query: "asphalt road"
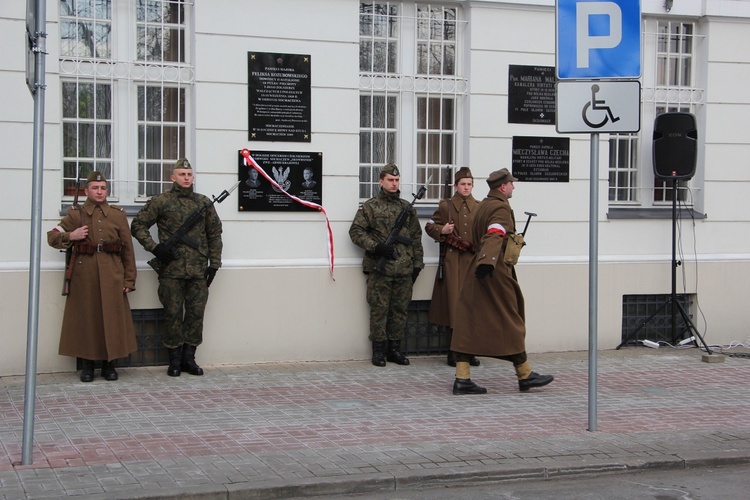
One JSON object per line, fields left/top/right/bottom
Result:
{"left": 311, "top": 463, "right": 750, "bottom": 499}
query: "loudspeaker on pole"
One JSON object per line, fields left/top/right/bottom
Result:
{"left": 652, "top": 112, "right": 697, "bottom": 179}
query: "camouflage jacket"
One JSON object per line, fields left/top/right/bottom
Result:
{"left": 131, "top": 183, "right": 223, "bottom": 279}
{"left": 349, "top": 188, "right": 424, "bottom": 277}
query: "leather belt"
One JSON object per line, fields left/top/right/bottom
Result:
{"left": 75, "top": 241, "right": 124, "bottom": 255}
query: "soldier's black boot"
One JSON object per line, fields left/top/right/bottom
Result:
{"left": 386, "top": 340, "right": 410, "bottom": 365}
{"left": 167, "top": 347, "right": 182, "bottom": 377}
{"left": 371, "top": 341, "right": 386, "bottom": 367}
{"left": 453, "top": 378, "right": 487, "bottom": 395}
{"left": 101, "top": 360, "right": 118, "bottom": 381}
{"left": 181, "top": 344, "right": 204, "bottom": 376}
{"left": 518, "top": 372, "right": 554, "bottom": 392}
{"left": 80, "top": 359, "right": 95, "bottom": 383}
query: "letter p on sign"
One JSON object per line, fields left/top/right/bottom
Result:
{"left": 577, "top": 2, "right": 621, "bottom": 68}
{"left": 556, "top": 0, "right": 641, "bottom": 80}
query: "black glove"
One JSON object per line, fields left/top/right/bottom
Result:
{"left": 205, "top": 267, "right": 218, "bottom": 288}
{"left": 411, "top": 268, "right": 421, "bottom": 283}
{"left": 153, "top": 243, "right": 176, "bottom": 263}
{"left": 475, "top": 264, "right": 494, "bottom": 280}
{"left": 373, "top": 243, "right": 397, "bottom": 259}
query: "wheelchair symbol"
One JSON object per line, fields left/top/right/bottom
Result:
{"left": 582, "top": 84, "right": 620, "bottom": 128}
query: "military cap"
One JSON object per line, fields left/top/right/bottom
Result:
{"left": 454, "top": 167, "right": 473, "bottom": 183}
{"left": 174, "top": 158, "right": 192, "bottom": 170}
{"left": 86, "top": 171, "right": 107, "bottom": 184}
{"left": 379, "top": 162, "right": 400, "bottom": 179}
{"left": 487, "top": 168, "right": 518, "bottom": 189}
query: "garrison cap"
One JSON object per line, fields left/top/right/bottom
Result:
{"left": 380, "top": 162, "right": 400, "bottom": 178}
{"left": 454, "top": 167, "right": 473, "bottom": 183}
{"left": 86, "top": 171, "right": 107, "bottom": 184}
{"left": 174, "top": 158, "right": 192, "bottom": 170}
{"left": 487, "top": 168, "right": 518, "bottom": 189}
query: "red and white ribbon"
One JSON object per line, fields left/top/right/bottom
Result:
{"left": 240, "top": 148, "right": 335, "bottom": 280}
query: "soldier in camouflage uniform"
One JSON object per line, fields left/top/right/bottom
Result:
{"left": 349, "top": 163, "right": 424, "bottom": 367}
{"left": 131, "top": 159, "right": 223, "bottom": 377}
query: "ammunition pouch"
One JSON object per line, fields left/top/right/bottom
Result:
{"left": 503, "top": 233, "right": 525, "bottom": 266}
{"left": 445, "top": 234, "right": 476, "bottom": 253}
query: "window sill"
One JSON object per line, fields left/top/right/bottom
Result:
{"left": 607, "top": 207, "right": 706, "bottom": 220}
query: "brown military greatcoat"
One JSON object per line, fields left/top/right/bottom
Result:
{"left": 425, "top": 193, "right": 478, "bottom": 327}
{"left": 451, "top": 190, "right": 526, "bottom": 356}
{"left": 47, "top": 199, "right": 137, "bottom": 361}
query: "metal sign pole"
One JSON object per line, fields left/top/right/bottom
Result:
{"left": 22, "top": 0, "right": 47, "bottom": 465}
{"left": 588, "top": 133, "right": 599, "bottom": 432}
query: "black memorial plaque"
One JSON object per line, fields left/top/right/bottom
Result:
{"left": 508, "top": 65, "right": 556, "bottom": 125}
{"left": 248, "top": 52, "right": 311, "bottom": 142}
{"left": 238, "top": 150, "right": 322, "bottom": 211}
{"left": 511, "top": 136, "right": 569, "bottom": 182}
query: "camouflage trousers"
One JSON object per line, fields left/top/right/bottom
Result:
{"left": 366, "top": 273, "right": 413, "bottom": 342}
{"left": 158, "top": 277, "right": 209, "bottom": 348}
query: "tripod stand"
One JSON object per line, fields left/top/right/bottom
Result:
{"left": 617, "top": 176, "right": 712, "bottom": 354}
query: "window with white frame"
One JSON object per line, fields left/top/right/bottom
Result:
{"left": 60, "top": 0, "right": 193, "bottom": 202}
{"left": 359, "top": 2, "right": 467, "bottom": 201}
{"left": 608, "top": 19, "right": 704, "bottom": 209}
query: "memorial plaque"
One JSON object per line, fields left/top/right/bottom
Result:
{"left": 238, "top": 150, "right": 322, "bottom": 211}
{"left": 508, "top": 65, "right": 556, "bottom": 125}
{"left": 511, "top": 136, "right": 569, "bottom": 183}
{"left": 248, "top": 52, "right": 311, "bottom": 142}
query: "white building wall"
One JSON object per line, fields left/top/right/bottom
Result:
{"left": 2, "top": 1, "right": 750, "bottom": 376}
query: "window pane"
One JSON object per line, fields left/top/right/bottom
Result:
{"left": 163, "top": 87, "right": 185, "bottom": 121}
{"left": 373, "top": 132, "right": 386, "bottom": 163}
{"left": 372, "top": 95, "right": 385, "bottom": 128}
{"left": 62, "top": 82, "right": 77, "bottom": 118}
{"left": 94, "top": 22, "right": 112, "bottom": 58}
{"left": 96, "top": 124, "right": 112, "bottom": 157}
{"left": 417, "top": 134, "right": 426, "bottom": 164}
{"left": 163, "top": 126, "right": 181, "bottom": 158}
{"left": 443, "top": 44, "right": 455, "bottom": 75}
{"left": 386, "top": 96, "right": 397, "bottom": 128}
{"left": 164, "top": 28, "right": 185, "bottom": 63}
{"left": 417, "top": 97, "right": 426, "bottom": 129}
{"left": 360, "top": 132, "right": 372, "bottom": 163}
{"left": 96, "top": 84, "right": 111, "bottom": 119}
{"left": 442, "top": 99, "right": 454, "bottom": 129}
{"left": 360, "top": 95, "right": 372, "bottom": 128}
{"left": 360, "top": 40, "right": 373, "bottom": 72}
{"left": 78, "top": 123, "right": 95, "bottom": 157}
{"left": 63, "top": 123, "right": 78, "bottom": 157}
{"left": 145, "top": 125, "right": 162, "bottom": 159}
{"left": 427, "top": 134, "right": 439, "bottom": 163}
{"left": 440, "top": 135, "right": 453, "bottom": 164}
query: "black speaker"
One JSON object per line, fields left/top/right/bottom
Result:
{"left": 653, "top": 112, "right": 698, "bottom": 179}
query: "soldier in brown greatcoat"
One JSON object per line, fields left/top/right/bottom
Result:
{"left": 425, "top": 167, "right": 480, "bottom": 367}
{"left": 450, "top": 168, "right": 553, "bottom": 395}
{"left": 48, "top": 171, "right": 137, "bottom": 382}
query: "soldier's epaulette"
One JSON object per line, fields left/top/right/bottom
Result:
{"left": 110, "top": 205, "right": 125, "bottom": 212}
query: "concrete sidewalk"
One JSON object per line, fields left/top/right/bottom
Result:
{"left": 1, "top": 347, "right": 750, "bottom": 499}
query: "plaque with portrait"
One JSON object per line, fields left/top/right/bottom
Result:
{"left": 238, "top": 150, "right": 323, "bottom": 211}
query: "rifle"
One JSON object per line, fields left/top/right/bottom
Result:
{"left": 436, "top": 166, "right": 452, "bottom": 280}
{"left": 61, "top": 178, "right": 82, "bottom": 296}
{"left": 374, "top": 177, "right": 430, "bottom": 274}
{"left": 148, "top": 181, "right": 240, "bottom": 274}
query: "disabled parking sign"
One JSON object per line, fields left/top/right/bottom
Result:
{"left": 556, "top": 0, "right": 641, "bottom": 79}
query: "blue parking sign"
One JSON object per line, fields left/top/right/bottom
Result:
{"left": 557, "top": 0, "right": 641, "bottom": 79}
